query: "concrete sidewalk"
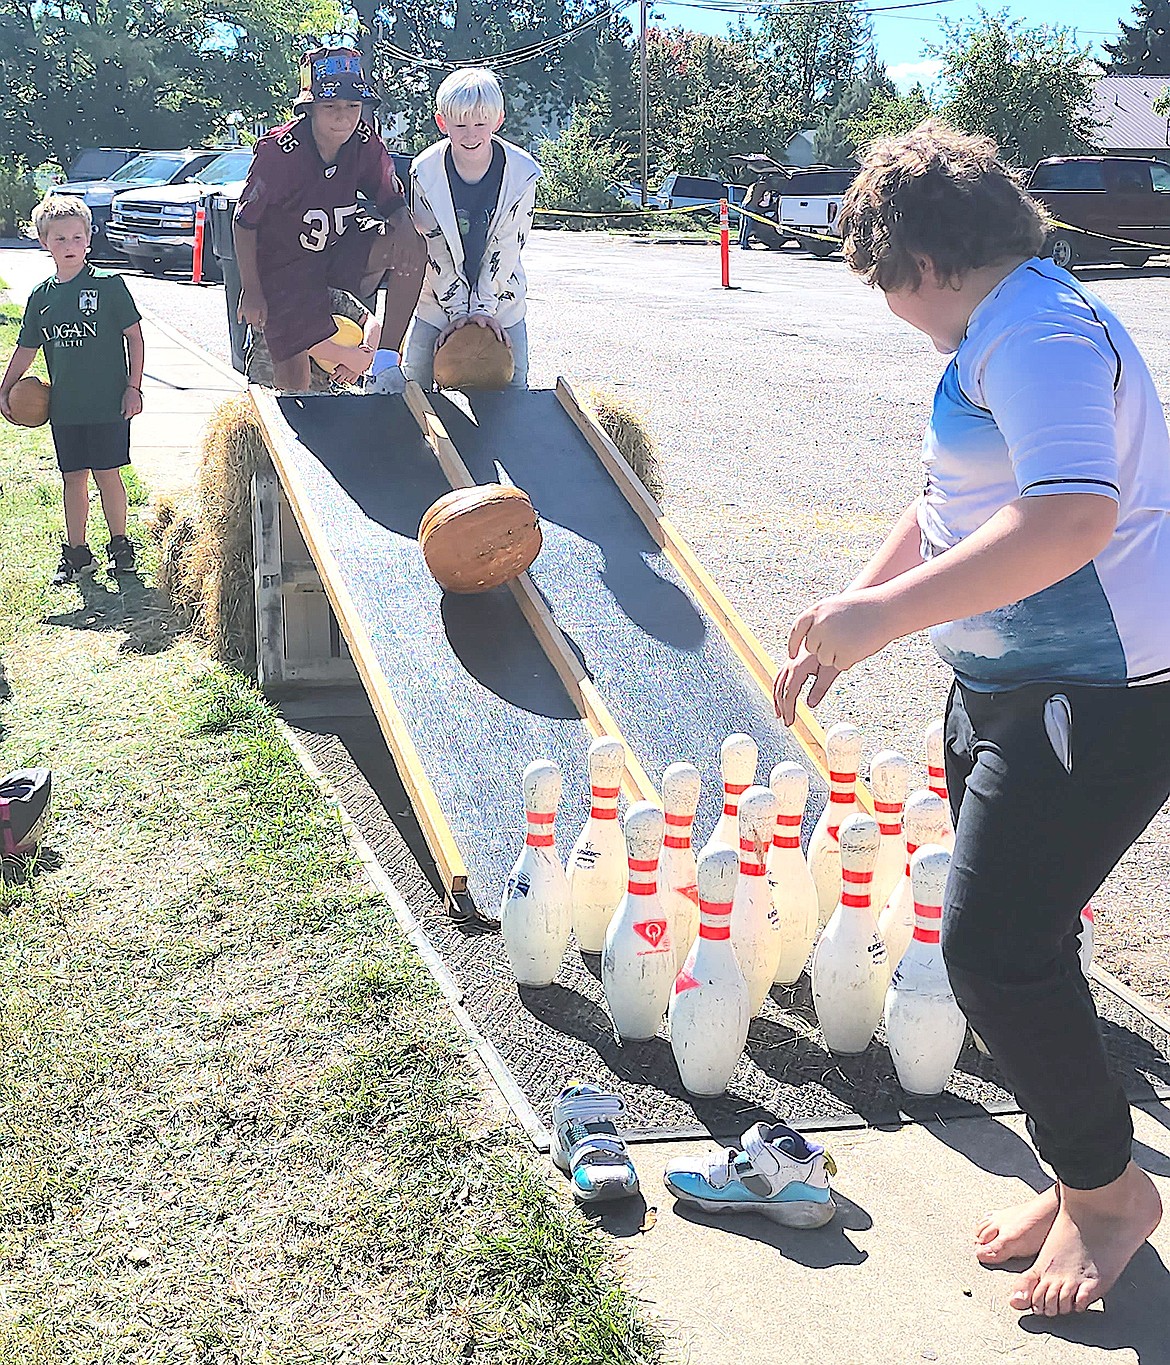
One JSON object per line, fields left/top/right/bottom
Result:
{"left": 4, "top": 241, "right": 1169, "bottom": 1364}
{"left": 615, "top": 1108, "right": 1170, "bottom": 1364}
{"left": 1, "top": 243, "right": 241, "bottom": 501}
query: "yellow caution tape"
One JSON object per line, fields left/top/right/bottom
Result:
{"left": 1046, "top": 216, "right": 1169, "bottom": 254}
{"left": 534, "top": 202, "right": 714, "bottom": 219}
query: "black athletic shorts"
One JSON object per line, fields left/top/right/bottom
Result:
{"left": 50, "top": 421, "right": 131, "bottom": 475}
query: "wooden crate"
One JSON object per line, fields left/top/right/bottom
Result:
{"left": 251, "top": 463, "right": 357, "bottom": 690}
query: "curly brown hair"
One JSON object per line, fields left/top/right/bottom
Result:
{"left": 839, "top": 120, "right": 1049, "bottom": 292}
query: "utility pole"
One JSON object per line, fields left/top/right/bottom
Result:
{"left": 639, "top": 0, "right": 649, "bottom": 206}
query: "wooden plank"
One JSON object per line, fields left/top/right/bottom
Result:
{"left": 250, "top": 388, "right": 470, "bottom": 896}
{"left": 553, "top": 377, "right": 863, "bottom": 805}
{"left": 251, "top": 463, "right": 286, "bottom": 691}
{"left": 404, "top": 381, "right": 661, "bottom": 807}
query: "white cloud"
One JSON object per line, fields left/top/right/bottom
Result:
{"left": 887, "top": 59, "right": 944, "bottom": 94}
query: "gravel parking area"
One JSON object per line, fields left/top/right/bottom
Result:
{"left": 117, "top": 236, "right": 1170, "bottom": 1007}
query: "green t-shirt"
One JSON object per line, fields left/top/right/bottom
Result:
{"left": 17, "top": 265, "right": 141, "bottom": 425}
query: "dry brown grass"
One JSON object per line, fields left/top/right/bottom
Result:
{"left": 582, "top": 385, "right": 664, "bottom": 501}
{"left": 159, "top": 395, "right": 268, "bottom": 671}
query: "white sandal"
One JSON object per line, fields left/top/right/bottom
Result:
{"left": 550, "top": 1082, "right": 639, "bottom": 1203}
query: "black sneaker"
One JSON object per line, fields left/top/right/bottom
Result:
{"left": 107, "top": 535, "right": 136, "bottom": 574}
{"left": 51, "top": 542, "right": 95, "bottom": 587}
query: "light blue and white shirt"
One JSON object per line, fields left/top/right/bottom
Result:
{"left": 919, "top": 257, "right": 1170, "bottom": 690}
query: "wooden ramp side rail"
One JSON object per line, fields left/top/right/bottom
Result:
{"left": 403, "top": 381, "right": 659, "bottom": 809}
{"left": 554, "top": 376, "right": 876, "bottom": 815}
{"left": 249, "top": 388, "right": 470, "bottom": 897}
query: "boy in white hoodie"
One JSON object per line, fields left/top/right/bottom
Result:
{"left": 406, "top": 68, "right": 541, "bottom": 388}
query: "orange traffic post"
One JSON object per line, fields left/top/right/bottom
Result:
{"left": 192, "top": 204, "right": 206, "bottom": 285}
{"left": 720, "top": 198, "right": 730, "bottom": 289}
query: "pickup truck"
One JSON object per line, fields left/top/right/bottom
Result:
{"left": 1027, "top": 157, "right": 1170, "bottom": 268}
{"left": 778, "top": 167, "right": 857, "bottom": 257}
{"left": 107, "top": 147, "right": 253, "bottom": 278}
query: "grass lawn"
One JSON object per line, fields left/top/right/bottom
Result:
{"left": 0, "top": 288, "right": 664, "bottom": 1364}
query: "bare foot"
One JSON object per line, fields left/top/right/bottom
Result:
{"left": 975, "top": 1185, "right": 1059, "bottom": 1264}
{"left": 1009, "top": 1162, "right": 1163, "bottom": 1316}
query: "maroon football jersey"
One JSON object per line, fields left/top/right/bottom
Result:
{"left": 234, "top": 115, "right": 405, "bottom": 275}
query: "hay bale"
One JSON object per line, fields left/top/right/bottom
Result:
{"left": 154, "top": 395, "right": 267, "bottom": 669}
{"left": 582, "top": 386, "right": 664, "bottom": 501}
{"left": 146, "top": 497, "right": 177, "bottom": 545}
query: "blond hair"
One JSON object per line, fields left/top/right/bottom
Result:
{"left": 840, "top": 120, "right": 1048, "bottom": 292}
{"left": 32, "top": 194, "right": 92, "bottom": 241}
{"left": 436, "top": 68, "right": 504, "bottom": 124}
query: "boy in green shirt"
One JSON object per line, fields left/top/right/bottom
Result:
{"left": 0, "top": 195, "right": 144, "bottom": 585}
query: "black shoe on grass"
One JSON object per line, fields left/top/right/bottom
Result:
{"left": 51, "top": 542, "right": 95, "bottom": 587}
{"left": 107, "top": 535, "right": 136, "bottom": 573}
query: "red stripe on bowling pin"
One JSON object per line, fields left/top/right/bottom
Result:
{"left": 827, "top": 767, "right": 857, "bottom": 839}
{"left": 664, "top": 809, "right": 693, "bottom": 849}
{"left": 912, "top": 898, "right": 942, "bottom": 945}
{"left": 525, "top": 807, "right": 556, "bottom": 848}
{"left": 722, "top": 780, "right": 749, "bottom": 818}
{"left": 841, "top": 865, "right": 872, "bottom": 909}
{"left": 738, "top": 836, "right": 767, "bottom": 876}
{"left": 590, "top": 783, "right": 620, "bottom": 820}
{"left": 873, "top": 798, "right": 902, "bottom": 837}
{"left": 903, "top": 838, "right": 920, "bottom": 880}
{"left": 697, "top": 897, "right": 733, "bottom": 942}
{"left": 628, "top": 854, "right": 657, "bottom": 896}
{"left": 772, "top": 810, "right": 801, "bottom": 851}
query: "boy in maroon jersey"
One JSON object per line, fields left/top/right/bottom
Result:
{"left": 233, "top": 47, "right": 426, "bottom": 391}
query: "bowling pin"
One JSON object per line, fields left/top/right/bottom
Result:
{"left": 602, "top": 801, "right": 674, "bottom": 1042}
{"left": 884, "top": 845, "right": 967, "bottom": 1095}
{"left": 766, "top": 762, "right": 819, "bottom": 986}
{"left": 923, "top": 718, "right": 954, "bottom": 848}
{"left": 807, "top": 722, "right": 863, "bottom": 925}
{"left": 660, "top": 762, "right": 702, "bottom": 968}
{"left": 870, "top": 750, "right": 911, "bottom": 916}
{"left": 567, "top": 737, "right": 627, "bottom": 953}
{"left": 729, "top": 785, "right": 781, "bottom": 1016}
{"left": 669, "top": 845, "right": 750, "bottom": 1096}
{"left": 699, "top": 733, "right": 758, "bottom": 858}
{"left": 811, "top": 813, "right": 888, "bottom": 1055}
{"left": 877, "top": 789, "right": 951, "bottom": 975}
{"left": 500, "top": 760, "right": 572, "bottom": 987}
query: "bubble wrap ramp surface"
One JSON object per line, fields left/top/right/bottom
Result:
{"left": 264, "top": 392, "right": 592, "bottom": 909}
{"left": 429, "top": 389, "right": 825, "bottom": 842}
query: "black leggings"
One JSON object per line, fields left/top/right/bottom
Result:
{"left": 941, "top": 679, "right": 1170, "bottom": 1190}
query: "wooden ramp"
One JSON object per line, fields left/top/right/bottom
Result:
{"left": 251, "top": 384, "right": 829, "bottom": 916}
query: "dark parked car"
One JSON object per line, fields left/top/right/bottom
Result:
{"left": 107, "top": 147, "right": 254, "bottom": 278}
{"left": 1028, "top": 156, "right": 1170, "bottom": 268}
{"left": 61, "top": 148, "right": 143, "bottom": 183}
{"left": 57, "top": 148, "right": 228, "bottom": 258}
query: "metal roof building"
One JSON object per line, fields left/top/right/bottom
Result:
{"left": 1092, "top": 75, "right": 1170, "bottom": 158}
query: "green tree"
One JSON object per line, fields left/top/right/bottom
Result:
{"left": 1105, "top": 0, "right": 1170, "bottom": 74}
{"left": 535, "top": 105, "right": 631, "bottom": 225}
{"left": 932, "top": 9, "right": 1100, "bottom": 167}
{"left": 0, "top": 0, "right": 339, "bottom": 170}
{"left": 645, "top": 26, "right": 796, "bottom": 177}
{"left": 814, "top": 54, "right": 895, "bottom": 165}
{"left": 842, "top": 85, "right": 933, "bottom": 153}
{"left": 365, "top": 1, "right": 614, "bottom": 150}
{"left": 582, "top": 15, "right": 640, "bottom": 152}
{"left": 755, "top": 0, "right": 872, "bottom": 125}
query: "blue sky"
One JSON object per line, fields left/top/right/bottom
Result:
{"left": 647, "top": 1, "right": 1137, "bottom": 89}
